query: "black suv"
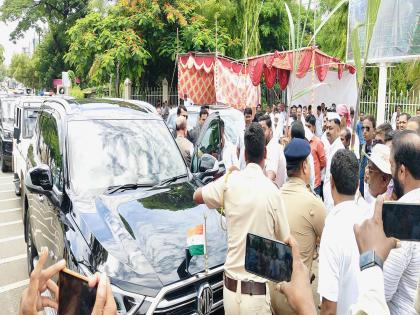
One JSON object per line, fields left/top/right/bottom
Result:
{"left": 23, "top": 98, "right": 227, "bottom": 314}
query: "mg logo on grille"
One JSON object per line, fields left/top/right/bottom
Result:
{"left": 197, "top": 283, "right": 213, "bottom": 315}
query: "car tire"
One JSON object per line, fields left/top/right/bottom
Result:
{"left": 0, "top": 155, "right": 7, "bottom": 173}
{"left": 25, "top": 212, "right": 38, "bottom": 275}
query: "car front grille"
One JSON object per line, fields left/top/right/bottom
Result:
{"left": 153, "top": 271, "right": 224, "bottom": 315}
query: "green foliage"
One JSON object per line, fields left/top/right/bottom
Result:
{"left": 70, "top": 86, "right": 85, "bottom": 99}
{"left": 8, "top": 53, "right": 38, "bottom": 88}
{"left": 314, "top": 0, "right": 348, "bottom": 60}
{"left": 0, "top": 0, "right": 88, "bottom": 40}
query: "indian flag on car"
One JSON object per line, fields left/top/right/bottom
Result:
{"left": 187, "top": 224, "right": 206, "bottom": 256}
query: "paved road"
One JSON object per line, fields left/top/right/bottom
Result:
{"left": 0, "top": 172, "right": 27, "bottom": 314}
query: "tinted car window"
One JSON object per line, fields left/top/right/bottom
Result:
{"left": 38, "top": 114, "right": 63, "bottom": 191}
{"left": 23, "top": 109, "right": 41, "bottom": 138}
{"left": 68, "top": 119, "right": 187, "bottom": 193}
{"left": 0, "top": 99, "right": 15, "bottom": 124}
{"left": 191, "top": 119, "right": 220, "bottom": 173}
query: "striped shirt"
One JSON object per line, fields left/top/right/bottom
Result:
{"left": 383, "top": 188, "right": 420, "bottom": 315}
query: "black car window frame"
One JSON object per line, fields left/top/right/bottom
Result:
{"left": 37, "top": 111, "right": 64, "bottom": 192}
{"left": 191, "top": 118, "right": 220, "bottom": 173}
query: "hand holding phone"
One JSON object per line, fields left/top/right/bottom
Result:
{"left": 245, "top": 233, "right": 293, "bottom": 282}
{"left": 58, "top": 269, "right": 117, "bottom": 315}
{"left": 382, "top": 202, "right": 420, "bottom": 241}
{"left": 58, "top": 268, "right": 97, "bottom": 315}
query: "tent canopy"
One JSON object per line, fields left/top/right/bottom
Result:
{"left": 246, "top": 47, "right": 356, "bottom": 90}
{"left": 178, "top": 52, "right": 260, "bottom": 108}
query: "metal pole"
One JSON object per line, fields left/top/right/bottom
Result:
{"left": 376, "top": 63, "right": 387, "bottom": 125}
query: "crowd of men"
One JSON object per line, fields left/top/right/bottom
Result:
{"left": 192, "top": 101, "right": 420, "bottom": 315}
{"left": 19, "top": 100, "right": 420, "bottom": 315}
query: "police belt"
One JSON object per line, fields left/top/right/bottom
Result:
{"left": 224, "top": 273, "right": 266, "bottom": 295}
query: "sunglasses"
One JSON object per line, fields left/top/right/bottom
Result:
{"left": 362, "top": 126, "right": 371, "bottom": 131}
{"left": 373, "top": 139, "right": 384, "bottom": 145}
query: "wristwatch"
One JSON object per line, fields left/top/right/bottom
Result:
{"left": 359, "top": 250, "right": 384, "bottom": 271}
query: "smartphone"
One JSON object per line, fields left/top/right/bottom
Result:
{"left": 245, "top": 233, "right": 293, "bottom": 282}
{"left": 58, "top": 268, "right": 97, "bottom": 315}
{"left": 383, "top": 202, "right": 420, "bottom": 241}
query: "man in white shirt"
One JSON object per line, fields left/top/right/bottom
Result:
{"left": 316, "top": 105, "right": 324, "bottom": 137}
{"left": 220, "top": 119, "right": 240, "bottom": 170}
{"left": 318, "top": 149, "right": 368, "bottom": 315}
{"left": 384, "top": 130, "right": 420, "bottom": 315}
{"left": 391, "top": 105, "right": 401, "bottom": 130}
{"left": 258, "top": 114, "right": 287, "bottom": 188}
{"left": 323, "top": 113, "right": 345, "bottom": 212}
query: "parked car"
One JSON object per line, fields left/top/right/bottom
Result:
{"left": 24, "top": 98, "right": 227, "bottom": 315}
{"left": 0, "top": 96, "right": 17, "bottom": 171}
{"left": 12, "top": 96, "right": 49, "bottom": 195}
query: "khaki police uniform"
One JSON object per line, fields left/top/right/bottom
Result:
{"left": 270, "top": 177, "right": 326, "bottom": 315}
{"left": 202, "top": 163, "right": 290, "bottom": 315}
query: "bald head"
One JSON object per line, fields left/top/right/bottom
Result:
{"left": 407, "top": 116, "right": 420, "bottom": 134}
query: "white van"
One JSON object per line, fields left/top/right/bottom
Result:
{"left": 12, "top": 97, "right": 48, "bottom": 195}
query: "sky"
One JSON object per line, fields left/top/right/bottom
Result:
{"left": 0, "top": 0, "right": 36, "bottom": 65}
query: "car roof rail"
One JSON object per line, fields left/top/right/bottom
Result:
{"left": 42, "top": 97, "right": 75, "bottom": 112}
{"left": 101, "top": 97, "right": 157, "bottom": 114}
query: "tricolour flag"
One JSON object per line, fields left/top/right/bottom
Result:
{"left": 187, "top": 224, "right": 206, "bottom": 256}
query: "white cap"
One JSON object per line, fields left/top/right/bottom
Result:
{"left": 327, "top": 112, "right": 341, "bottom": 121}
{"left": 366, "top": 144, "right": 391, "bottom": 175}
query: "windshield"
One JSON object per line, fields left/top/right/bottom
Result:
{"left": 23, "top": 108, "right": 40, "bottom": 138}
{"left": 167, "top": 112, "right": 199, "bottom": 131}
{"left": 0, "top": 100, "right": 15, "bottom": 124}
{"left": 68, "top": 119, "right": 187, "bottom": 193}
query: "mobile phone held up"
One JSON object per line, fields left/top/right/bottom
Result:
{"left": 383, "top": 202, "right": 420, "bottom": 241}
{"left": 58, "top": 268, "right": 97, "bottom": 315}
{"left": 245, "top": 233, "right": 293, "bottom": 283}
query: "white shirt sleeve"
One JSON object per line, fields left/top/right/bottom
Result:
{"left": 349, "top": 266, "right": 390, "bottom": 315}
{"left": 383, "top": 244, "right": 412, "bottom": 302}
{"left": 318, "top": 229, "right": 340, "bottom": 302}
{"left": 266, "top": 142, "right": 279, "bottom": 175}
{"left": 309, "top": 153, "right": 315, "bottom": 191}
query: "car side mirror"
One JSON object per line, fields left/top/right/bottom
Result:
{"left": 13, "top": 127, "right": 20, "bottom": 142}
{"left": 25, "top": 164, "right": 53, "bottom": 194}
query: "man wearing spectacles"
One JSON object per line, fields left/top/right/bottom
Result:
{"left": 359, "top": 115, "right": 376, "bottom": 197}
{"left": 363, "top": 145, "right": 392, "bottom": 213}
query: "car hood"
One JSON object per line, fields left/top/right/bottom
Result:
{"left": 77, "top": 181, "right": 227, "bottom": 293}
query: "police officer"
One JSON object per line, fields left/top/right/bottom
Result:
{"left": 193, "top": 123, "right": 290, "bottom": 315}
{"left": 270, "top": 138, "right": 326, "bottom": 315}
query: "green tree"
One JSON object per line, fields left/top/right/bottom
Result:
{"left": 0, "top": 44, "right": 6, "bottom": 81}
{"left": 8, "top": 53, "right": 38, "bottom": 88}
{"left": 316, "top": 0, "right": 348, "bottom": 60}
{"left": 0, "top": 0, "right": 89, "bottom": 88}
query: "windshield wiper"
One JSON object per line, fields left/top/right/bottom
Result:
{"left": 107, "top": 182, "right": 156, "bottom": 194}
{"left": 154, "top": 174, "right": 188, "bottom": 187}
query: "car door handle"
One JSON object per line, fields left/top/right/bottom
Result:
{"left": 38, "top": 195, "right": 45, "bottom": 202}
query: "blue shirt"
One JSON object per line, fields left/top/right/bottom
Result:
{"left": 357, "top": 121, "right": 365, "bottom": 145}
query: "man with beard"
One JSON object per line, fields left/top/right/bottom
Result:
{"left": 323, "top": 113, "right": 344, "bottom": 213}
{"left": 360, "top": 115, "right": 376, "bottom": 197}
{"left": 383, "top": 130, "right": 420, "bottom": 314}
{"left": 258, "top": 115, "right": 287, "bottom": 188}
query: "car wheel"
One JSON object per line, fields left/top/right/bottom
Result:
{"left": 0, "top": 154, "right": 6, "bottom": 173}
{"left": 25, "top": 212, "right": 38, "bottom": 275}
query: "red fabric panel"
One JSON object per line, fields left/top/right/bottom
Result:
{"left": 177, "top": 66, "right": 215, "bottom": 105}
{"left": 296, "top": 50, "right": 313, "bottom": 78}
{"left": 314, "top": 52, "right": 331, "bottom": 82}
{"left": 264, "top": 66, "right": 277, "bottom": 89}
{"left": 338, "top": 64, "right": 344, "bottom": 79}
{"left": 248, "top": 58, "right": 265, "bottom": 86}
{"left": 264, "top": 54, "right": 275, "bottom": 68}
{"left": 278, "top": 69, "right": 290, "bottom": 91}
{"left": 346, "top": 65, "right": 356, "bottom": 74}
